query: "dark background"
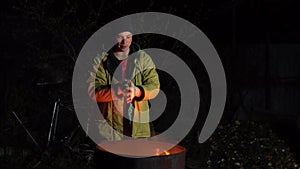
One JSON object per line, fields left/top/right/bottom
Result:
{"left": 1, "top": 0, "right": 300, "bottom": 168}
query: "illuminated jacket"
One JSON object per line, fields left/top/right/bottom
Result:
{"left": 88, "top": 44, "right": 160, "bottom": 140}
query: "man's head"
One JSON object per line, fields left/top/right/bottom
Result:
{"left": 115, "top": 31, "right": 132, "bottom": 52}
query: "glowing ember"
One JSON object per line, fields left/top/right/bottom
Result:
{"left": 164, "top": 151, "right": 171, "bottom": 155}
{"left": 155, "top": 148, "right": 171, "bottom": 156}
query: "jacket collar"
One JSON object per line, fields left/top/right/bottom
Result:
{"left": 106, "top": 43, "right": 140, "bottom": 80}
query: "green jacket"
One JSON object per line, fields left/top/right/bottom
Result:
{"left": 88, "top": 44, "right": 160, "bottom": 140}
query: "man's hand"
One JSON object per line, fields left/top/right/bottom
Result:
{"left": 112, "top": 80, "right": 141, "bottom": 103}
{"left": 125, "top": 80, "right": 141, "bottom": 103}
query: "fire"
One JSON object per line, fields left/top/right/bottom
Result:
{"left": 155, "top": 148, "right": 171, "bottom": 156}
{"left": 163, "top": 151, "right": 170, "bottom": 155}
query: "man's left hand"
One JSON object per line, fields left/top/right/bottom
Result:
{"left": 125, "top": 80, "right": 141, "bottom": 103}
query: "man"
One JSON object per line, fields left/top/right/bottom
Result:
{"left": 88, "top": 29, "right": 160, "bottom": 140}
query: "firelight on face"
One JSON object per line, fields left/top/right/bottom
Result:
{"left": 116, "top": 31, "right": 132, "bottom": 51}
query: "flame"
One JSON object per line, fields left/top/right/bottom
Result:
{"left": 164, "top": 151, "right": 170, "bottom": 155}
{"left": 155, "top": 148, "right": 171, "bottom": 156}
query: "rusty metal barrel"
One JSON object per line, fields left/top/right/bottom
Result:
{"left": 94, "top": 139, "right": 186, "bottom": 169}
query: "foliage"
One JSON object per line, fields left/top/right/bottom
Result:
{"left": 186, "top": 120, "right": 300, "bottom": 169}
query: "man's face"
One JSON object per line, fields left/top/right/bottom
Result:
{"left": 116, "top": 31, "right": 132, "bottom": 52}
